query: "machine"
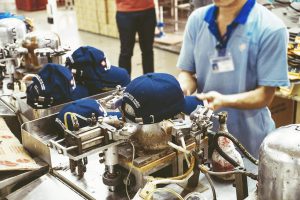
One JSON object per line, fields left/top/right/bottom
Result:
{"left": 0, "top": 18, "right": 28, "bottom": 91}
{"left": 0, "top": 85, "right": 299, "bottom": 199}
{"left": 16, "top": 88, "right": 261, "bottom": 200}
{"left": 0, "top": 18, "right": 69, "bottom": 94}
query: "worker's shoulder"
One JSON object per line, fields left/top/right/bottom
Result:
{"left": 250, "top": 3, "right": 286, "bottom": 32}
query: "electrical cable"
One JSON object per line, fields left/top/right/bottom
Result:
{"left": 63, "top": 112, "right": 92, "bottom": 130}
{"left": 213, "top": 135, "right": 240, "bottom": 168}
{"left": 203, "top": 171, "right": 217, "bottom": 200}
{"left": 140, "top": 154, "right": 195, "bottom": 199}
{"left": 180, "top": 137, "right": 191, "bottom": 167}
{"left": 199, "top": 164, "right": 258, "bottom": 181}
{"left": 289, "top": 3, "right": 300, "bottom": 13}
{"left": 63, "top": 112, "right": 77, "bottom": 130}
{"left": 125, "top": 141, "right": 135, "bottom": 200}
{"left": 147, "top": 154, "right": 195, "bottom": 181}
{"left": 145, "top": 187, "right": 185, "bottom": 200}
{"left": 274, "top": 0, "right": 291, "bottom": 5}
{"left": 213, "top": 131, "right": 258, "bottom": 165}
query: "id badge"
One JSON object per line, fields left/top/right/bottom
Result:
{"left": 210, "top": 51, "right": 235, "bottom": 73}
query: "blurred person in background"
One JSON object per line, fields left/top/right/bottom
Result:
{"left": 116, "top": 0, "right": 156, "bottom": 76}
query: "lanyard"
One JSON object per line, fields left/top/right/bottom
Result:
{"left": 215, "top": 22, "right": 238, "bottom": 56}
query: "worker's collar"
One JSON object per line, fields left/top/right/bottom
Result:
{"left": 204, "top": 0, "right": 256, "bottom": 25}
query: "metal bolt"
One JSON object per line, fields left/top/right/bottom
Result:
{"left": 47, "top": 143, "right": 52, "bottom": 148}
{"left": 99, "top": 152, "right": 105, "bottom": 157}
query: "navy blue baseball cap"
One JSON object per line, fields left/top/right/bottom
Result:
{"left": 65, "top": 46, "right": 130, "bottom": 94}
{"left": 56, "top": 99, "right": 121, "bottom": 131}
{"left": 121, "top": 73, "right": 203, "bottom": 124}
{"left": 56, "top": 99, "right": 106, "bottom": 131}
{"left": 26, "top": 63, "right": 89, "bottom": 108}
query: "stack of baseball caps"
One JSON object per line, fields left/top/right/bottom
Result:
{"left": 26, "top": 63, "right": 89, "bottom": 108}
{"left": 65, "top": 46, "right": 130, "bottom": 94}
{"left": 121, "top": 73, "right": 203, "bottom": 124}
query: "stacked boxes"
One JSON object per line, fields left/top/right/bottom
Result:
{"left": 74, "top": 0, "right": 100, "bottom": 34}
{"left": 102, "top": 0, "right": 119, "bottom": 38}
{"left": 74, "top": 0, "right": 118, "bottom": 38}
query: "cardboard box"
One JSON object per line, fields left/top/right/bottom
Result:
{"left": 269, "top": 96, "right": 295, "bottom": 128}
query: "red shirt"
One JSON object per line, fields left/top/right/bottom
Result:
{"left": 116, "top": 0, "right": 155, "bottom": 12}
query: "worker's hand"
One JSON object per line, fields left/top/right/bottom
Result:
{"left": 196, "top": 91, "right": 225, "bottom": 111}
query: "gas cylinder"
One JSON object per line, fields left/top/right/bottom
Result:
{"left": 212, "top": 112, "right": 244, "bottom": 181}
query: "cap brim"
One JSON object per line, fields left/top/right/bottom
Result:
{"left": 183, "top": 96, "right": 204, "bottom": 115}
{"left": 70, "top": 84, "right": 89, "bottom": 100}
{"left": 100, "top": 66, "right": 130, "bottom": 87}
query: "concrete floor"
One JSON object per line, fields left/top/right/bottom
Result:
{"left": 11, "top": 7, "right": 181, "bottom": 79}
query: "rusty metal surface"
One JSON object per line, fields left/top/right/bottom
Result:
{"left": 133, "top": 122, "right": 172, "bottom": 151}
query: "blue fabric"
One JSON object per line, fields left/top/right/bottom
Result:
{"left": 57, "top": 99, "right": 122, "bottom": 132}
{"left": 122, "top": 73, "right": 203, "bottom": 124}
{"left": 71, "top": 84, "right": 89, "bottom": 100}
{"left": 66, "top": 46, "right": 131, "bottom": 94}
{"left": 183, "top": 96, "right": 204, "bottom": 115}
{"left": 57, "top": 99, "right": 106, "bottom": 131}
{"left": 177, "top": 3, "right": 289, "bottom": 157}
{"left": 204, "top": 0, "right": 255, "bottom": 50}
{"left": 0, "top": 12, "right": 25, "bottom": 20}
{"left": 26, "top": 63, "right": 89, "bottom": 108}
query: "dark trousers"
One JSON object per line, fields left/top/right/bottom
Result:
{"left": 116, "top": 8, "right": 156, "bottom": 75}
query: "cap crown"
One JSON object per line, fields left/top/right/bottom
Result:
{"left": 122, "top": 73, "right": 185, "bottom": 124}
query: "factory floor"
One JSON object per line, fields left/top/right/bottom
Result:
{"left": 13, "top": 7, "right": 181, "bottom": 79}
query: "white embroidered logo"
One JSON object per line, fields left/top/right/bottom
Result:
{"left": 123, "top": 92, "right": 140, "bottom": 108}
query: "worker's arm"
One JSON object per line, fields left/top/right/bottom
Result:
{"left": 177, "top": 70, "right": 197, "bottom": 95}
{"left": 197, "top": 86, "right": 276, "bottom": 110}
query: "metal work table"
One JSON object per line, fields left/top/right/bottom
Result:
{"left": 0, "top": 158, "right": 49, "bottom": 198}
{"left": 0, "top": 89, "right": 258, "bottom": 200}
{"left": 3, "top": 154, "right": 257, "bottom": 200}
{"left": 5, "top": 174, "right": 86, "bottom": 200}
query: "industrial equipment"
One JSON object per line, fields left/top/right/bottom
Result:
{"left": 17, "top": 88, "right": 261, "bottom": 200}
{"left": 0, "top": 18, "right": 69, "bottom": 94}
{"left": 0, "top": 80, "right": 297, "bottom": 200}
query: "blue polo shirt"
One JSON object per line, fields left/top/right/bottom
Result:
{"left": 177, "top": 1, "right": 289, "bottom": 157}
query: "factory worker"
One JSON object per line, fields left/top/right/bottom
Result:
{"left": 177, "top": 0, "right": 289, "bottom": 157}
